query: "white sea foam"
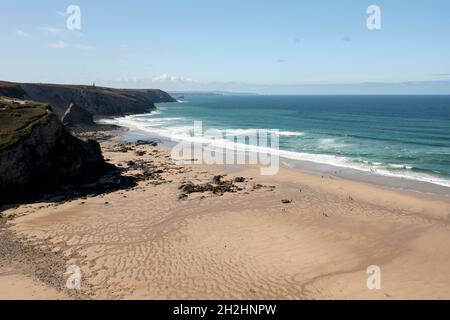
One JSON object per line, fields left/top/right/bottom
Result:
{"left": 216, "top": 128, "right": 304, "bottom": 137}
{"left": 318, "top": 138, "right": 350, "bottom": 149}
{"left": 99, "top": 115, "right": 450, "bottom": 188}
{"left": 278, "top": 131, "right": 306, "bottom": 137}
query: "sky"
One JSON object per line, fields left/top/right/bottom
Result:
{"left": 1, "top": 0, "right": 450, "bottom": 94}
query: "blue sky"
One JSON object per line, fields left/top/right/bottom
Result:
{"left": 1, "top": 0, "right": 450, "bottom": 93}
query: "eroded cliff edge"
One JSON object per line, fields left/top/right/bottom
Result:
{"left": 0, "top": 81, "right": 176, "bottom": 119}
{"left": 0, "top": 98, "right": 113, "bottom": 203}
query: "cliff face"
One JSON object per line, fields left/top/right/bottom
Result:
{"left": 62, "top": 102, "right": 95, "bottom": 127}
{"left": 0, "top": 98, "right": 111, "bottom": 202}
{"left": 0, "top": 81, "right": 176, "bottom": 119}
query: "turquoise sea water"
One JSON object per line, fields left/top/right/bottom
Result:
{"left": 102, "top": 95, "right": 450, "bottom": 189}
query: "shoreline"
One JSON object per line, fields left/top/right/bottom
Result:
{"left": 117, "top": 126, "right": 450, "bottom": 208}
{"left": 1, "top": 126, "right": 450, "bottom": 299}
{"left": 115, "top": 121, "right": 450, "bottom": 199}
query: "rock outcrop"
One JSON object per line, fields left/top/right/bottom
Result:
{"left": 62, "top": 102, "right": 95, "bottom": 127}
{"left": 0, "top": 81, "right": 176, "bottom": 119}
{"left": 0, "top": 98, "right": 112, "bottom": 203}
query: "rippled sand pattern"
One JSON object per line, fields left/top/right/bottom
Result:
{"left": 4, "top": 142, "right": 450, "bottom": 299}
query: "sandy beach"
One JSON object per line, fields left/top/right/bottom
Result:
{"left": 1, "top": 128, "right": 450, "bottom": 300}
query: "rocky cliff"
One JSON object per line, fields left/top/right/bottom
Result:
{"left": 0, "top": 81, "right": 176, "bottom": 119}
{"left": 62, "top": 102, "right": 95, "bottom": 127}
{"left": 0, "top": 98, "right": 112, "bottom": 203}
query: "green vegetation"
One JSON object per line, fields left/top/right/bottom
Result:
{"left": 0, "top": 98, "right": 53, "bottom": 151}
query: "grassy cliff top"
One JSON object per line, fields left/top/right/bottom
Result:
{"left": 0, "top": 98, "right": 53, "bottom": 151}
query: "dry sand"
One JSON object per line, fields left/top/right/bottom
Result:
{"left": 1, "top": 132, "right": 450, "bottom": 300}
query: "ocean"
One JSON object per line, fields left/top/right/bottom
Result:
{"left": 101, "top": 95, "right": 450, "bottom": 193}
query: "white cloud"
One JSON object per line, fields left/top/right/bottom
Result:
{"left": 40, "top": 26, "right": 66, "bottom": 36}
{"left": 47, "top": 41, "right": 69, "bottom": 49}
{"left": 56, "top": 11, "right": 66, "bottom": 17}
{"left": 15, "top": 30, "right": 32, "bottom": 38}
{"left": 116, "top": 76, "right": 140, "bottom": 83}
{"left": 46, "top": 41, "right": 95, "bottom": 51}
{"left": 40, "top": 26, "right": 82, "bottom": 39}
{"left": 151, "top": 73, "right": 195, "bottom": 83}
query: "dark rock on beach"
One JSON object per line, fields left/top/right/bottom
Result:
{"left": 179, "top": 177, "right": 243, "bottom": 199}
{"left": 212, "top": 175, "right": 223, "bottom": 185}
{"left": 281, "top": 197, "right": 292, "bottom": 204}
{"left": 135, "top": 150, "right": 147, "bottom": 157}
{"left": 135, "top": 140, "right": 158, "bottom": 147}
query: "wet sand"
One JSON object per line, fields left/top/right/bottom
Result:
{"left": 1, "top": 130, "right": 450, "bottom": 300}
